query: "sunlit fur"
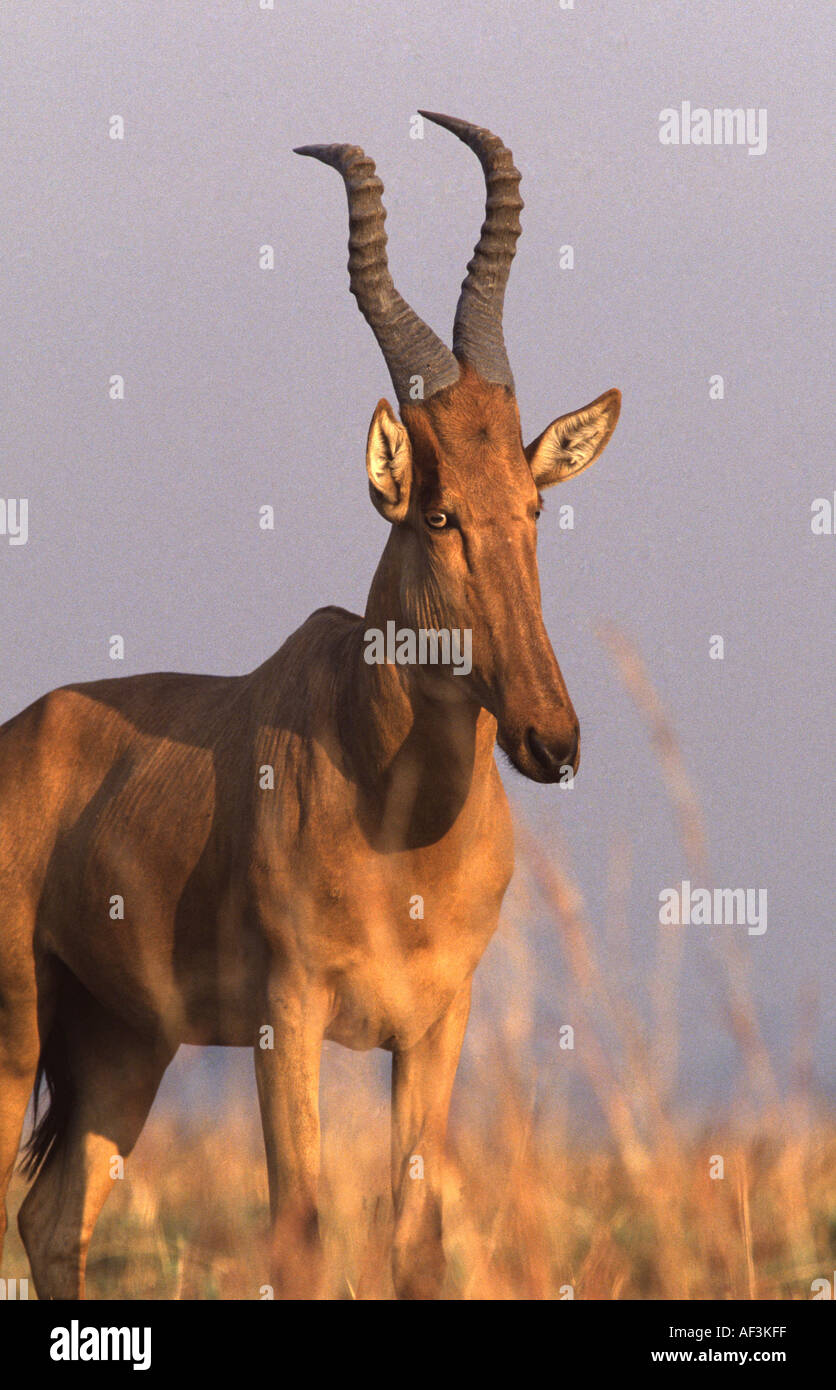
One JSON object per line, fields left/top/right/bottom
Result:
{"left": 0, "top": 167, "right": 621, "bottom": 1304}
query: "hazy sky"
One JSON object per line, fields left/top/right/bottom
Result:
{"left": 1, "top": 1, "right": 833, "bottom": 1120}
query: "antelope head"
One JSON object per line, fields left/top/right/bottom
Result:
{"left": 296, "top": 113, "right": 620, "bottom": 784}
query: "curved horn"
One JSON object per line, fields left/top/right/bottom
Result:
{"left": 419, "top": 112, "right": 523, "bottom": 391}
{"left": 294, "top": 142, "right": 459, "bottom": 406}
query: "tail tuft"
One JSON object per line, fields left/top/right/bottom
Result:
{"left": 19, "top": 1026, "right": 74, "bottom": 1180}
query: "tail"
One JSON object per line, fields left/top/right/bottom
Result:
{"left": 19, "top": 1022, "right": 74, "bottom": 1180}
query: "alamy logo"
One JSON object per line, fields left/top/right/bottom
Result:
{"left": 364, "top": 621, "right": 472, "bottom": 676}
{"left": 658, "top": 103, "right": 767, "bottom": 156}
{"left": 0, "top": 497, "right": 28, "bottom": 545}
{"left": 811, "top": 493, "right": 836, "bottom": 534}
{"left": 50, "top": 1321, "right": 151, "bottom": 1371}
{"left": 0, "top": 1277, "right": 28, "bottom": 1299}
{"left": 659, "top": 880, "right": 767, "bottom": 936}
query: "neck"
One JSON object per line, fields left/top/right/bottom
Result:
{"left": 338, "top": 538, "right": 497, "bottom": 850}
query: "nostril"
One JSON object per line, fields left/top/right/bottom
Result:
{"left": 526, "top": 726, "right": 579, "bottom": 774}
{"left": 525, "top": 727, "right": 554, "bottom": 771}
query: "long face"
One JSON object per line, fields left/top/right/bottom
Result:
{"left": 366, "top": 367, "right": 621, "bottom": 784}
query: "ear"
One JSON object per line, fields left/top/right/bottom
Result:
{"left": 525, "top": 388, "right": 621, "bottom": 489}
{"left": 366, "top": 399, "right": 413, "bottom": 522}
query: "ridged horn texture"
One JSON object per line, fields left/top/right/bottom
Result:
{"left": 294, "top": 142, "right": 460, "bottom": 406}
{"left": 419, "top": 111, "right": 523, "bottom": 392}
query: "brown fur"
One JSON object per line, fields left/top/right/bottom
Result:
{"left": 0, "top": 310, "right": 619, "bottom": 1302}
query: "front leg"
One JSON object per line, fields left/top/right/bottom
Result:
{"left": 391, "top": 980, "right": 472, "bottom": 1299}
{"left": 254, "top": 980, "right": 329, "bottom": 1299}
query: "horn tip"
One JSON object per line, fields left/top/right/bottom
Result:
{"left": 293, "top": 143, "right": 369, "bottom": 174}
{"left": 417, "top": 109, "right": 458, "bottom": 130}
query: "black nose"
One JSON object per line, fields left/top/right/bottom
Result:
{"left": 526, "top": 726, "right": 579, "bottom": 778}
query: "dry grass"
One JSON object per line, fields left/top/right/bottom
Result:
{"left": 4, "top": 630, "right": 833, "bottom": 1299}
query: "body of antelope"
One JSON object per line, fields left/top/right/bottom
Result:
{"left": 0, "top": 112, "right": 620, "bottom": 1299}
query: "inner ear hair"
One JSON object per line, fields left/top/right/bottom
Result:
{"left": 526, "top": 388, "right": 620, "bottom": 486}
{"left": 366, "top": 399, "right": 412, "bottom": 519}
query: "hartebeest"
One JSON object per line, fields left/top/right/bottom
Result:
{"left": 0, "top": 112, "right": 620, "bottom": 1299}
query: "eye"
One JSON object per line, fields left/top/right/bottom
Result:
{"left": 425, "top": 511, "right": 448, "bottom": 529}
{"left": 534, "top": 508, "right": 541, "bottom": 520}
